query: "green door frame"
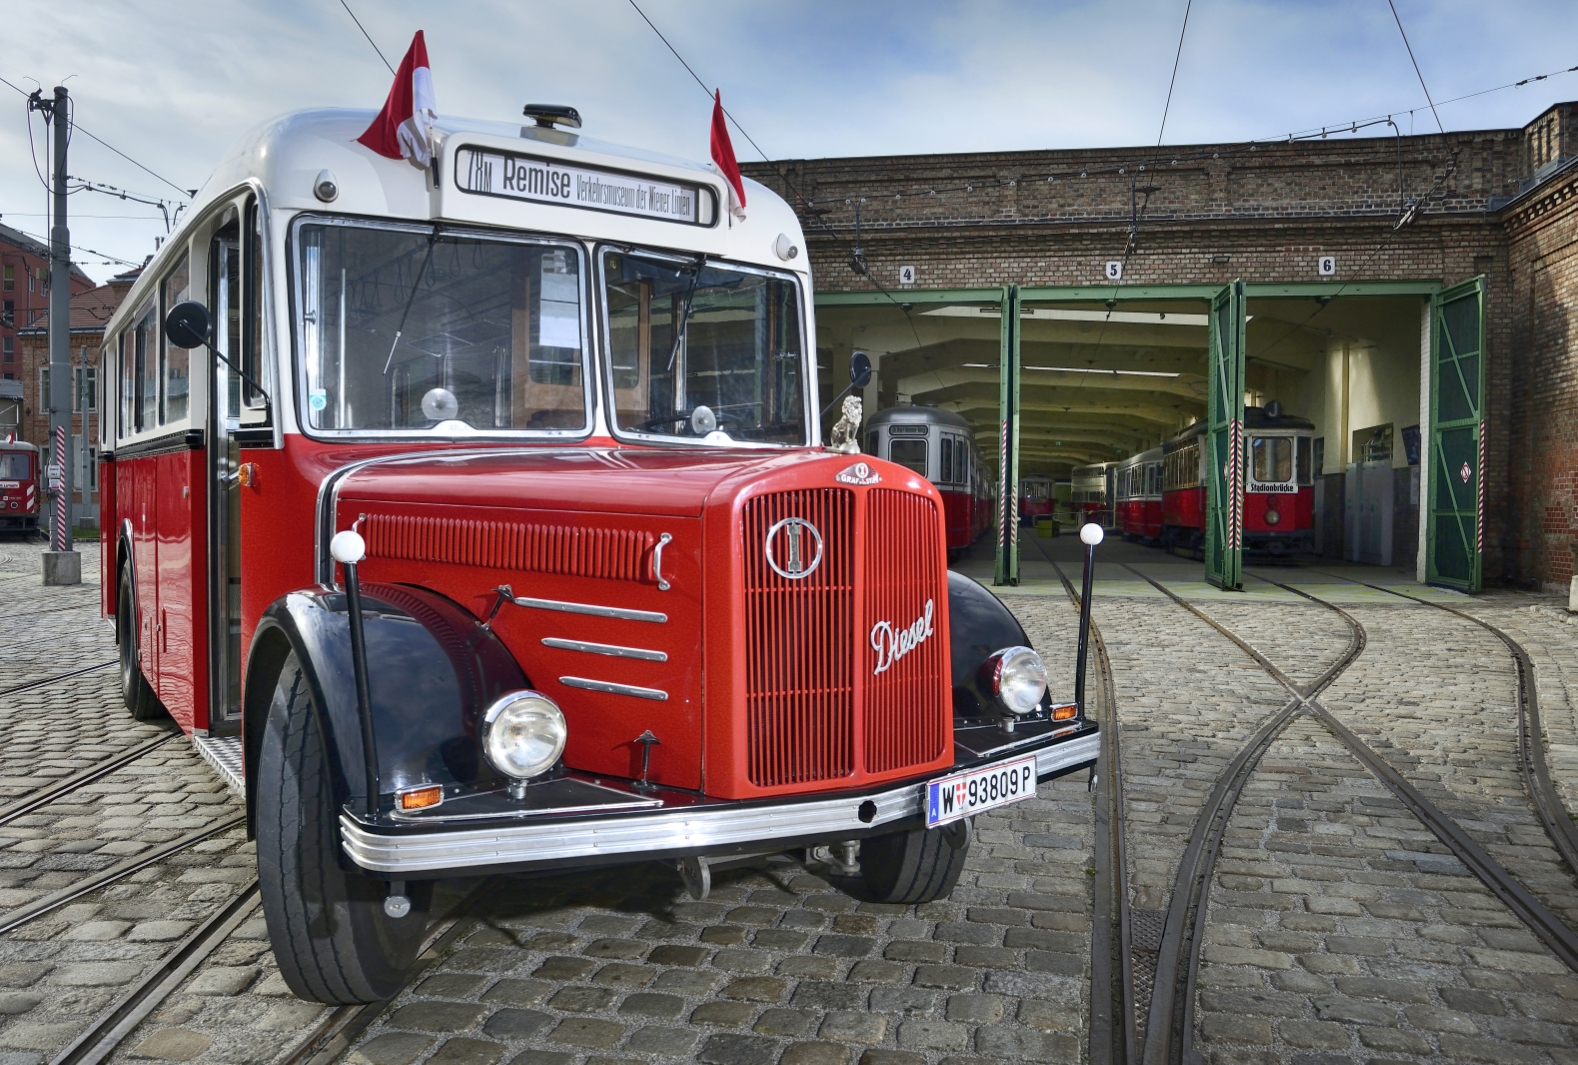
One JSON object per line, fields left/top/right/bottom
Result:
{"left": 995, "top": 285, "right": 1021, "bottom": 586}
{"left": 1206, "top": 281, "right": 1248, "bottom": 589}
{"left": 1427, "top": 277, "right": 1487, "bottom": 591}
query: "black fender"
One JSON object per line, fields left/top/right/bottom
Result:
{"left": 242, "top": 583, "right": 527, "bottom": 837}
{"left": 946, "top": 570, "right": 1043, "bottom": 720}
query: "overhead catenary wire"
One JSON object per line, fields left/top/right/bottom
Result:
{"left": 1155, "top": 0, "right": 1193, "bottom": 147}
{"left": 337, "top": 0, "right": 396, "bottom": 76}
{"left": 1386, "top": 0, "right": 1445, "bottom": 135}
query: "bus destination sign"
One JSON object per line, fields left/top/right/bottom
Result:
{"left": 456, "top": 147, "right": 712, "bottom": 226}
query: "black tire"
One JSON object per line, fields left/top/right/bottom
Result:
{"left": 860, "top": 820, "right": 970, "bottom": 904}
{"left": 257, "top": 651, "right": 432, "bottom": 1004}
{"left": 117, "top": 568, "right": 163, "bottom": 721}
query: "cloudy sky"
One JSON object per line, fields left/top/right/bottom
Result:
{"left": 3, "top": 0, "right": 1575, "bottom": 280}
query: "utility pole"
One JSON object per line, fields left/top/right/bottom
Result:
{"left": 35, "top": 85, "right": 80, "bottom": 585}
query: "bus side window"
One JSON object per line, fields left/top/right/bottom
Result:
{"left": 161, "top": 253, "right": 192, "bottom": 425}
{"left": 133, "top": 302, "right": 157, "bottom": 433}
{"left": 242, "top": 198, "right": 267, "bottom": 414}
{"left": 210, "top": 218, "right": 242, "bottom": 419}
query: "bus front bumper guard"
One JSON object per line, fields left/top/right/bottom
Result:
{"left": 340, "top": 731, "right": 1100, "bottom": 875}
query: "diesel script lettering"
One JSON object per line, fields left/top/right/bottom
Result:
{"left": 870, "top": 599, "right": 935, "bottom": 675}
{"left": 456, "top": 147, "right": 707, "bottom": 225}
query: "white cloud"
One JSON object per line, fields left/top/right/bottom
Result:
{"left": 2, "top": 0, "right": 1575, "bottom": 273}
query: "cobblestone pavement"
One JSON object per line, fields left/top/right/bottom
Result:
{"left": 5, "top": 536, "right": 1578, "bottom": 1065}
{"left": 1195, "top": 714, "right": 1578, "bottom": 1065}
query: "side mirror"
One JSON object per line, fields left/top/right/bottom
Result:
{"left": 164, "top": 301, "right": 212, "bottom": 351}
{"left": 849, "top": 350, "right": 872, "bottom": 389}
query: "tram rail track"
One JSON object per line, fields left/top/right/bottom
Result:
{"left": 1028, "top": 537, "right": 1134, "bottom": 1065}
{"left": 0, "top": 660, "right": 115, "bottom": 700}
{"left": 1121, "top": 561, "right": 1578, "bottom": 1064}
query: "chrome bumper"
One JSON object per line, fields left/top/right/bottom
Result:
{"left": 341, "top": 731, "right": 1100, "bottom": 875}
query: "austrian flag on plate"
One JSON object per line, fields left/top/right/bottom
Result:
{"left": 358, "top": 31, "right": 438, "bottom": 167}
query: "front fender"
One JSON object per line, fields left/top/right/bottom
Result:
{"left": 947, "top": 570, "right": 1044, "bottom": 719}
{"left": 243, "top": 583, "right": 528, "bottom": 835}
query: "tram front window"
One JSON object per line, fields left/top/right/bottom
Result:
{"left": 603, "top": 250, "right": 806, "bottom": 445}
{"left": 0, "top": 454, "right": 28, "bottom": 480}
{"left": 1251, "top": 436, "right": 1293, "bottom": 483}
{"left": 294, "top": 223, "right": 588, "bottom": 434}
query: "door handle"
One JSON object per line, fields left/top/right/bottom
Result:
{"left": 653, "top": 532, "right": 673, "bottom": 591}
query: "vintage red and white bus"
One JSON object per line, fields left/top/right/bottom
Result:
{"left": 863, "top": 405, "right": 991, "bottom": 556}
{"left": 97, "top": 106, "right": 1097, "bottom": 1003}
{"left": 1114, "top": 447, "right": 1162, "bottom": 542}
{"left": 1017, "top": 473, "right": 1054, "bottom": 526}
{"left": 0, "top": 436, "right": 40, "bottom": 536}
{"left": 1160, "top": 404, "right": 1315, "bottom": 557}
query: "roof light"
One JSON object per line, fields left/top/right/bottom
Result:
{"left": 1023, "top": 366, "right": 1182, "bottom": 378}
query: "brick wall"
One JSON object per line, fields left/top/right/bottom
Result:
{"left": 1505, "top": 162, "right": 1578, "bottom": 592}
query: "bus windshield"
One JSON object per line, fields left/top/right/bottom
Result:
{"left": 602, "top": 250, "right": 806, "bottom": 445}
{"left": 294, "top": 222, "right": 589, "bottom": 435}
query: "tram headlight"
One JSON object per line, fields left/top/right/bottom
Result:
{"left": 988, "top": 646, "right": 1048, "bottom": 716}
{"left": 1264, "top": 508, "right": 1281, "bottom": 526}
{"left": 481, "top": 691, "right": 567, "bottom": 783}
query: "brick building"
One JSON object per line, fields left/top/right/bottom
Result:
{"left": 745, "top": 101, "right": 1578, "bottom": 592}
{"left": 15, "top": 273, "right": 136, "bottom": 526}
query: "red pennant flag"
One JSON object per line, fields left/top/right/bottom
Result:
{"left": 358, "top": 31, "right": 438, "bottom": 166}
{"left": 710, "top": 90, "right": 747, "bottom": 221}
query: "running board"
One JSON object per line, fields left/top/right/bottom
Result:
{"left": 193, "top": 735, "right": 243, "bottom": 796}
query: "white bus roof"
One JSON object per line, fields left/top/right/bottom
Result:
{"left": 110, "top": 108, "right": 808, "bottom": 338}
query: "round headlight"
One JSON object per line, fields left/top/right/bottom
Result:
{"left": 481, "top": 691, "right": 567, "bottom": 780}
{"left": 1264, "top": 508, "right": 1281, "bottom": 526}
{"left": 991, "top": 646, "right": 1048, "bottom": 716}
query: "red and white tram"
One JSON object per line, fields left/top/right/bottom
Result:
{"left": 1161, "top": 403, "right": 1315, "bottom": 557}
{"left": 1071, "top": 461, "right": 1117, "bottom": 527}
{"left": 1115, "top": 447, "right": 1163, "bottom": 542}
{"left": 0, "top": 436, "right": 41, "bottom": 536}
{"left": 97, "top": 104, "right": 1096, "bottom": 1002}
{"left": 864, "top": 405, "right": 991, "bottom": 555}
{"left": 1018, "top": 473, "right": 1054, "bottom": 526}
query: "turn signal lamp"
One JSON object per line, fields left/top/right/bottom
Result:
{"left": 397, "top": 786, "right": 443, "bottom": 811}
{"left": 1051, "top": 703, "right": 1078, "bottom": 722}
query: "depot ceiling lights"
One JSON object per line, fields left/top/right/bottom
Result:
{"left": 1024, "top": 366, "right": 1182, "bottom": 378}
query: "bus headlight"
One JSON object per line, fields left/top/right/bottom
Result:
{"left": 988, "top": 646, "right": 1048, "bottom": 716}
{"left": 481, "top": 691, "right": 567, "bottom": 784}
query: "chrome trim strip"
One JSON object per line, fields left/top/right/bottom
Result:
{"left": 339, "top": 738, "right": 1101, "bottom": 874}
{"left": 513, "top": 595, "right": 666, "bottom": 624}
{"left": 559, "top": 676, "right": 668, "bottom": 701}
{"left": 542, "top": 637, "right": 667, "bottom": 662}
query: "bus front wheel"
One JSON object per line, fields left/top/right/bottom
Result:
{"left": 116, "top": 569, "right": 163, "bottom": 721}
{"left": 859, "top": 819, "right": 971, "bottom": 904}
{"left": 256, "top": 651, "right": 431, "bottom": 1004}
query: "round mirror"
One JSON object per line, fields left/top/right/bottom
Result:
{"left": 690, "top": 405, "right": 718, "bottom": 435}
{"left": 421, "top": 387, "right": 460, "bottom": 422}
{"left": 849, "top": 351, "right": 872, "bottom": 389}
{"left": 164, "top": 301, "right": 211, "bottom": 350}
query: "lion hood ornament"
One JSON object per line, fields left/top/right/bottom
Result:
{"left": 827, "top": 395, "right": 863, "bottom": 454}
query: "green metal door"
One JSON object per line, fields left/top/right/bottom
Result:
{"left": 1428, "top": 277, "right": 1486, "bottom": 591}
{"left": 1205, "top": 281, "right": 1246, "bottom": 590}
{"left": 994, "top": 286, "right": 1021, "bottom": 586}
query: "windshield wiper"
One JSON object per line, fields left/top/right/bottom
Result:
{"left": 666, "top": 256, "right": 705, "bottom": 372}
{"left": 382, "top": 227, "right": 440, "bottom": 374}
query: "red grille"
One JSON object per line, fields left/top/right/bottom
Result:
{"left": 741, "top": 486, "right": 947, "bottom": 789}
{"left": 863, "top": 490, "right": 948, "bottom": 773}
{"left": 742, "top": 489, "right": 855, "bottom": 787}
{"left": 364, "top": 513, "right": 653, "bottom": 581}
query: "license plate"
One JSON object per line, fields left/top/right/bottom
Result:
{"left": 925, "top": 754, "right": 1037, "bottom": 828}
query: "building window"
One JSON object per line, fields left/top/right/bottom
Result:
{"left": 2, "top": 301, "right": 12, "bottom": 328}
{"left": 2, "top": 265, "right": 11, "bottom": 292}
{"left": 2, "top": 336, "right": 11, "bottom": 362}
{"left": 74, "top": 366, "right": 96, "bottom": 413}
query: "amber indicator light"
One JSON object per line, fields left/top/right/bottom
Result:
{"left": 237, "top": 463, "right": 259, "bottom": 489}
{"left": 1051, "top": 703, "right": 1078, "bottom": 721}
{"left": 397, "top": 786, "right": 443, "bottom": 811}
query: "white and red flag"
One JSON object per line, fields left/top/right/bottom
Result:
{"left": 358, "top": 31, "right": 438, "bottom": 167}
{"left": 710, "top": 90, "right": 746, "bottom": 222}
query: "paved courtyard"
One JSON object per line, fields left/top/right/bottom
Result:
{"left": 0, "top": 534, "right": 1574, "bottom": 1065}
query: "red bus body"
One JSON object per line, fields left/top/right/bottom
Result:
{"left": 0, "top": 439, "right": 40, "bottom": 535}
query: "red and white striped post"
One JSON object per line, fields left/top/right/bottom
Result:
{"left": 51, "top": 424, "right": 67, "bottom": 551}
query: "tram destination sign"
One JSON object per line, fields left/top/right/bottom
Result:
{"left": 455, "top": 147, "right": 714, "bottom": 226}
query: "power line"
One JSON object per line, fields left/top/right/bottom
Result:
{"left": 1156, "top": 0, "right": 1193, "bottom": 146}
{"left": 1385, "top": 0, "right": 1443, "bottom": 134}
{"left": 337, "top": 0, "right": 395, "bottom": 76}
{"left": 0, "top": 74, "right": 190, "bottom": 197}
